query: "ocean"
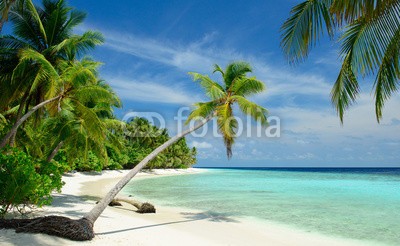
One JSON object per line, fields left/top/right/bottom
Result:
{"left": 123, "top": 168, "right": 400, "bottom": 245}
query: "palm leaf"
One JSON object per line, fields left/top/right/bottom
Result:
{"left": 16, "top": 48, "right": 59, "bottom": 95}
{"left": 339, "top": 3, "right": 400, "bottom": 76}
{"left": 71, "top": 85, "right": 118, "bottom": 105}
{"left": 224, "top": 61, "right": 252, "bottom": 89}
{"left": 212, "top": 64, "right": 224, "bottom": 77}
{"left": 189, "top": 72, "right": 226, "bottom": 100}
{"left": 231, "top": 95, "right": 268, "bottom": 126}
{"left": 186, "top": 101, "right": 216, "bottom": 124}
{"left": 373, "top": 29, "right": 400, "bottom": 122}
{"left": 52, "top": 31, "right": 104, "bottom": 60}
{"left": 280, "top": 0, "right": 334, "bottom": 63}
{"left": 331, "top": 0, "right": 399, "bottom": 24}
{"left": 230, "top": 77, "right": 265, "bottom": 97}
{"left": 73, "top": 99, "right": 106, "bottom": 142}
{"left": 331, "top": 53, "right": 359, "bottom": 123}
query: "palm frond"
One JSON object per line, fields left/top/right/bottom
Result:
{"left": 230, "top": 77, "right": 266, "bottom": 97}
{"left": 231, "top": 95, "right": 268, "bottom": 126}
{"left": 280, "top": 0, "right": 334, "bottom": 63}
{"left": 373, "top": 29, "right": 400, "bottom": 122}
{"left": 339, "top": 3, "right": 400, "bottom": 76}
{"left": 25, "top": 0, "right": 46, "bottom": 43}
{"left": 73, "top": 99, "right": 106, "bottom": 142}
{"left": 9, "top": 0, "right": 47, "bottom": 48}
{"left": 189, "top": 72, "right": 226, "bottom": 100}
{"left": 186, "top": 101, "right": 216, "bottom": 124}
{"left": 61, "top": 8, "right": 86, "bottom": 33}
{"left": 43, "top": 0, "right": 70, "bottom": 46}
{"left": 52, "top": 31, "right": 104, "bottom": 60}
{"left": 213, "top": 64, "right": 224, "bottom": 77}
{"left": 331, "top": 54, "right": 359, "bottom": 123}
{"left": 0, "top": 34, "right": 29, "bottom": 49}
{"left": 16, "top": 48, "right": 59, "bottom": 94}
{"left": 224, "top": 61, "right": 252, "bottom": 89}
{"left": 331, "top": 0, "right": 399, "bottom": 24}
{"left": 61, "top": 59, "right": 100, "bottom": 87}
{"left": 71, "top": 85, "right": 118, "bottom": 105}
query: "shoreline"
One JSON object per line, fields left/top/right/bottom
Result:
{"left": 0, "top": 168, "right": 376, "bottom": 246}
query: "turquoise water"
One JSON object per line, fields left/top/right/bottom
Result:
{"left": 123, "top": 168, "right": 400, "bottom": 245}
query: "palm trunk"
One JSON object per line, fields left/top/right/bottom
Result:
{"left": 83, "top": 115, "right": 213, "bottom": 224}
{"left": 9, "top": 91, "right": 30, "bottom": 147}
{"left": 0, "top": 95, "right": 61, "bottom": 149}
{"left": 46, "top": 141, "right": 64, "bottom": 162}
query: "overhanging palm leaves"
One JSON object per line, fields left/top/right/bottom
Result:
{"left": 281, "top": 0, "right": 400, "bottom": 122}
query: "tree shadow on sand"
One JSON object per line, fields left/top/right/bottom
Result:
{"left": 96, "top": 210, "right": 239, "bottom": 236}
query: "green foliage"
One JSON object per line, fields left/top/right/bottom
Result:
{"left": 0, "top": 148, "right": 64, "bottom": 216}
{"left": 281, "top": 0, "right": 400, "bottom": 122}
{"left": 120, "top": 117, "right": 197, "bottom": 169}
{"left": 73, "top": 151, "right": 103, "bottom": 172}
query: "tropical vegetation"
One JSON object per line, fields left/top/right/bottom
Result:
{"left": 0, "top": 0, "right": 196, "bottom": 215}
{"left": 0, "top": 0, "right": 269, "bottom": 241}
{"left": 281, "top": 0, "right": 400, "bottom": 122}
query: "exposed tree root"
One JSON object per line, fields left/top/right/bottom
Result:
{"left": 0, "top": 216, "right": 94, "bottom": 241}
{"left": 0, "top": 198, "right": 155, "bottom": 241}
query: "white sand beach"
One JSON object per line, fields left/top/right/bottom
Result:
{"left": 0, "top": 169, "right": 373, "bottom": 246}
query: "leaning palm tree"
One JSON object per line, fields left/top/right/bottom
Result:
{"left": 281, "top": 0, "right": 400, "bottom": 122}
{"left": 0, "top": 61, "right": 268, "bottom": 241}
{"left": 83, "top": 61, "right": 268, "bottom": 230}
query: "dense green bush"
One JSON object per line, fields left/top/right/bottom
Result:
{"left": 73, "top": 151, "right": 103, "bottom": 171}
{"left": 0, "top": 148, "right": 64, "bottom": 216}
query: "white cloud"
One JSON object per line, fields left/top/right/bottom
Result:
{"left": 190, "top": 141, "right": 213, "bottom": 149}
{"left": 92, "top": 25, "right": 333, "bottom": 100}
{"left": 107, "top": 77, "right": 200, "bottom": 105}
{"left": 77, "top": 24, "right": 400, "bottom": 165}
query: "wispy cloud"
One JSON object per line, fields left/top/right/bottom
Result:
{"left": 78, "top": 24, "right": 400, "bottom": 166}
{"left": 190, "top": 141, "right": 213, "bottom": 149}
{"left": 94, "top": 25, "right": 333, "bottom": 100}
{"left": 107, "top": 76, "right": 200, "bottom": 105}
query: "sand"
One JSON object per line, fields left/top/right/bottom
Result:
{"left": 0, "top": 169, "right": 373, "bottom": 246}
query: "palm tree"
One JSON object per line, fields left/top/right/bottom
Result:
{"left": 42, "top": 79, "right": 122, "bottom": 163}
{"left": 0, "top": 61, "right": 268, "bottom": 240}
{"left": 0, "top": 55, "right": 114, "bottom": 149}
{"left": 281, "top": 0, "right": 400, "bottom": 122}
{"left": 81, "top": 61, "right": 268, "bottom": 238}
{"left": 0, "top": 0, "right": 103, "bottom": 146}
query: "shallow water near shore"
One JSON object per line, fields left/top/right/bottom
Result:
{"left": 123, "top": 168, "right": 400, "bottom": 245}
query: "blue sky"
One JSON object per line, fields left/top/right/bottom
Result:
{"left": 36, "top": 1, "right": 400, "bottom": 166}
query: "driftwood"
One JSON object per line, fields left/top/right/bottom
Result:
{"left": 112, "top": 197, "right": 156, "bottom": 213}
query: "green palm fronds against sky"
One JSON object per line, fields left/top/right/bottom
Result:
{"left": 281, "top": 0, "right": 400, "bottom": 122}
{"left": 187, "top": 61, "right": 268, "bottom": 158}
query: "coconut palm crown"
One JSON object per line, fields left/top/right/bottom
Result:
{"left": 187, "top": 61, "right": 268, "bottom": 158}
{"left": 280, "top": 0, "right": 400, "bottom": 123}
